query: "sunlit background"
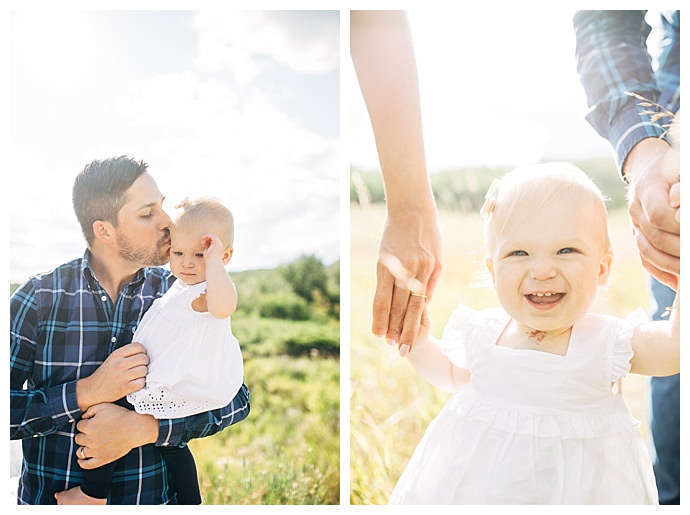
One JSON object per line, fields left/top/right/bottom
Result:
{"left": 350, "top": 9, "right": 665, "bottom": 172}
{"left": 9, "top": 10, "right": 340, "bottom": 284}
{"left": 348, "top": 9, "right": 675, "bottom": 504}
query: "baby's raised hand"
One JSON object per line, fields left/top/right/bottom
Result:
{"left": 200, "top": 233, "right": 224, "bottom": 261}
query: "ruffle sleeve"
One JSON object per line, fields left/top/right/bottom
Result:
{"left": 439, "top": 304, "right": 479, "bottom": 368}
{"left": 440, "top": 305, "right": 510, "bottom": 370}
{"left": 610, "top": 308, "right": 648, "bottom": 382}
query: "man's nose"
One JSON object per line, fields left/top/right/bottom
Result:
{"left": 158, "top": 211, "right": 172, "bottom": 232}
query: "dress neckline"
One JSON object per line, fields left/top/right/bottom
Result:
{"left": 493, "top": 316, "right": 575, "bottom": 358}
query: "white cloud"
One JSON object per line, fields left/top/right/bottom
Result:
{"left": 194, "top": 11, "right": 339, "bottom": 85}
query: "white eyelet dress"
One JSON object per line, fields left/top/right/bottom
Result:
{"left": 127, "top": 280, "right": 243, "bottom": 419}
{"left": 389, "top": 306, "right": 658, "bottom": 505}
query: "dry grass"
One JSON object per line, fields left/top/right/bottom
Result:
{"left": 349, "top": 204, "right": 652, "bottom": 505}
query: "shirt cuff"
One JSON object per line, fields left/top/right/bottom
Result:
{"left": 47, "top": 381, "right": 81, "bottom": 427}
{"left": 610, "top": 104, "right": 670, "bottom": 176}
{"left": 155, "top": 418, "right": 179, "bottom": 447}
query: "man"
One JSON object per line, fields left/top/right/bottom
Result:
{"left": 10, "top": 156, "right": 250, "bottom": 504}
{"left": 574, "top": 10, "right": 680, "bottom": 504}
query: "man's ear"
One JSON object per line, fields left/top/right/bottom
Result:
{"left": 222, "top": 247, "right": 234, "bottom": 266}
{"left": 92, "top": 220, "right": 116, "bottom": 246}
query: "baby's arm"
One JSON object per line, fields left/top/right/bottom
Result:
{"left": 405, "top": 309, "right": 470, "bottom": 393}
{"left": 629, "top": 288, "right": 680, "bottom": 376}
{"left": 201, "top": 233, "right": 237, "bottom": 318}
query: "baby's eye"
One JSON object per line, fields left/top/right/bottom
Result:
{"left": 195, "top": 253, "right": 204, "bottom": 258}
{"left": 557, "top": 247, "right": 576, "bottom": 255}
{"left": 172, "top": 251, "right": 183, "bottom": 256}
{"left": 509, "top": 250, "right": 528, "bottom": 257}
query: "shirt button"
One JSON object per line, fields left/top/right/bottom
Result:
{"left": 101, "top": 295, "right": 107, "bottom": 302}
{"left": 111, "top": 337, "right": 117, "bottom": 343}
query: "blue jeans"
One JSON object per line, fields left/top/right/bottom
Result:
{"left": 648, "top": 277, "right": 680, "bottom": 504}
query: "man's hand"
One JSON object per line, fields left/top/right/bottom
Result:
{"left": 624, "top": 137, "right": 680, "bottom": 290}
{"left": 75, "top": 403, "right": 158, "bottom": 469}
{"left": 76, "top": 343, "right": 149, "bottom": 411}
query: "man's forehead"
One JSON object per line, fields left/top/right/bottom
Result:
{"left": 124, "top": 173, "right": 165, "bottom": 207}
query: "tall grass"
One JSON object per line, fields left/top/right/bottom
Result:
{"left": 350, "top": 204, "right": 652, "bottom": 505}
{"left": 190, "top": 318, "right": 340, "bottom": 504}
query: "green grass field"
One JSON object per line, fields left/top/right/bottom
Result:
{"left": 349, "top": 203, "right": 652, "bottom": 505}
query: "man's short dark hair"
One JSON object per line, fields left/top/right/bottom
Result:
{"left": 72, "top": 156, "right": 149, "bottom": 245}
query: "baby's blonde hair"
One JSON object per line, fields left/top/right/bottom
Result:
{"left": 173, "top": 197, "right": 234, "bottom": 248}
{"left": 483, "top": 162, "right": 611, "bottom": 252}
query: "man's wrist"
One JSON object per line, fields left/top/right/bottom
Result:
{"left": 131, "top": 411, "right": 159, "bottom": 446}
{"left": 622, "top": 137, "right": 670, "bottom": 183}
{"left": 75, "top": 377, "right": 95, "bottom": 412}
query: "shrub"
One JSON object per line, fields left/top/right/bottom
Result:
{"left": 283, "top": 323, "right": 340, "bottom": 358}
{"left": 258, "top": 292, "right": 312, "bottom": 321}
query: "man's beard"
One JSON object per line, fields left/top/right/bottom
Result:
{"left": 117, "top": 231, "right": 170, "bottom": 267}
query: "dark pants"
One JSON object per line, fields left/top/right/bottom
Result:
{"left": 80, "top": 399, "right": 201, "bottom": 505}
{"left": 648, "top": 277, "right": 680, "bottom": 505}
{"left": 81, "top": 444, "right": 200, "bottom": 504}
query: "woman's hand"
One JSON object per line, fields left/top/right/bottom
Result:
{"left": 373, "top": 209, "right": 442, "bottom": 352}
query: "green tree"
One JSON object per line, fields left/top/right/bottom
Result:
{"left": 281, "top": 255, "right": 329, "bottom": 304}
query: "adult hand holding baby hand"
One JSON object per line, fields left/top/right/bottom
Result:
{"left": 373, "top": 210, "right": 442, "bottom": 353}
{"left": 624, "top": 137, "right": 680, "bottom": 290}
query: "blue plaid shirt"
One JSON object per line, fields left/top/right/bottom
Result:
{"left": 574, "top": 10, "right": 680, "bottom": 173}
{"left": 10, "top": 251, "right": 250, "bottom": 504}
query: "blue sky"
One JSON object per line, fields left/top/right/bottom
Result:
{"left": 9, "top": 10, "right": 340, "bottom": 282}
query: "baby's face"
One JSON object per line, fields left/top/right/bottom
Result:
{"left": 169, "top": 226, "right": 208, "bottom": 285}
{"left": 486, "top": 194, "right": 612, "bottom": 334}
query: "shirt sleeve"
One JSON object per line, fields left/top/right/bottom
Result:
{"left": 655, "top": 11, "right": 680, "bottom": 112}
{"left": 10, "top": 280, "right": 82, "bottom": 440}
{"left": 573, "top": 10, "right": 672, "bottom": 173}
{"left": 154, "top": 383, "right": 250, "bottom": 448}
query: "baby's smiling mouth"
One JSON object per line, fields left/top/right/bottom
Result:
{"left": 525, "top": 292, "right": 565, "bottom": 305}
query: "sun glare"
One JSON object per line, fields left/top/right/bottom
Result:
{"left": 12, "top": 11, "right": 100, "bottom": 89}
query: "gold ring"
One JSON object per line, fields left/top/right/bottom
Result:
{"left": 79, "top": 447, "right": 86, "bottom": 459}
{"left": 409, "top": 293, "right": 427, "bottom": 298}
